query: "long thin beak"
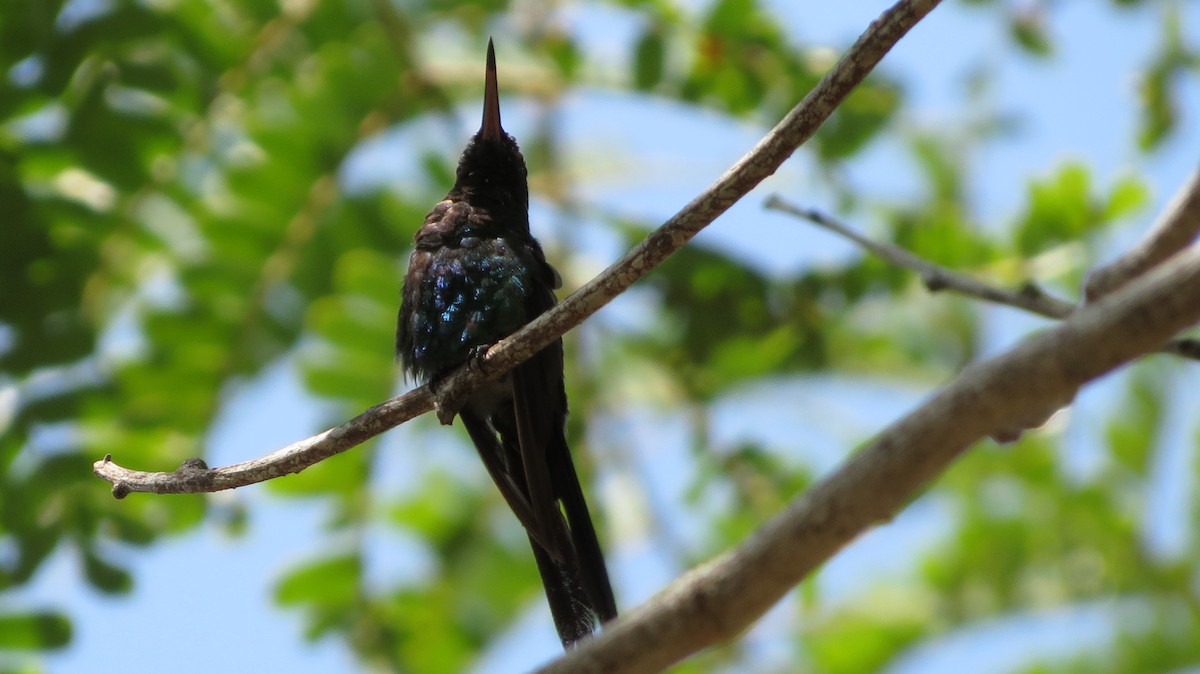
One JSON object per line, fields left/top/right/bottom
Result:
{"left": 480, "top": 39, "right": 503, "bottom": 140}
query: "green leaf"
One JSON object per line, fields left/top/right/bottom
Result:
{"left": 1103, "top": 175, "right": 1149, "bottom": 220}
{"left": 274, "top": 553, "right": 360, "bottom": 606}
{"left": 1105, "top": 368, "right": 1164, "bottom": 477}
{"left": 633, "top": 27, "right": 666, "bottom": 91}
{"left": 1009, "top": 13, "right": 1054, "bottom": 57}
{"left": 1015, "top": 162, "right": 1096, "bottom": 255}
{"left": 266, "top": 446, "right": 369, "bottom": 497}
{"left": 1136, "top": 8, "right": 1190, "bottom": 150}
{"left": 815, "top": 79, "right": 901, "bottom": 161}
{"left": 82, "top": 550, "right": 133, "bottom": 594}
{"left": 0, "top": 612, "right": 72, "bottom": 650}
{"left": 390, "top": 471, "right": 478, "bottom": 544}
{"left": 910, "top": 134, "right": 964, "bottom": 204}
{"left": 807, "top": 609, "right": 926, "bottom": 674}
{"left": 541, "top": 31, "right": 581, "bottom": 80}
{"left": 1137, "top": 60, "right": 1175, "bottom": 151}
{"left": 299, "top": 347, "right": 393, "bottom": 402}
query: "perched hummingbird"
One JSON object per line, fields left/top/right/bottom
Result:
{"left": 396, "top": 40, "right": 617, "bottom": 648}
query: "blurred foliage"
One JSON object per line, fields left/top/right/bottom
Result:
{"left": 1, "top": 0, "right": 1198, "bottom": 673}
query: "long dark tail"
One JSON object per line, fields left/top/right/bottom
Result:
{"left": 521, "top": 430, "right": 617, "bottom": 648}
{"left": 548, "top": 433, "right": 618, "bottom": 623}
{"left": 460, "top": 407, "right": 617, "bottom": 648}
{"left": 528, "top": 532, "right": 600, "bottom": 647}
{"left": 524, "top": 431, "right": 617, "bottom": 647}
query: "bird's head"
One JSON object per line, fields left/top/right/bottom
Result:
{"left": 454, "top": 39, "right": 529, "bottom": 215}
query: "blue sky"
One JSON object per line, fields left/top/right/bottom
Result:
{"left": 11, "top": 1, "right": 1200, "bottom": 673}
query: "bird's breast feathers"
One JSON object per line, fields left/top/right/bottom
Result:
{"left": 400, "top": 223, "right": 538, "bottom": 379}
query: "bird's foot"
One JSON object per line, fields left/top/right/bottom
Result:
{"left": 465, "top": 344, "right": 491, "bottom": 370}
{"left": 430, "top": 344, "right": 495, "bottom": 426}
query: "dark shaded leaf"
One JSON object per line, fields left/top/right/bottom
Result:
{"left": 0, "top": 611, "right": 72, "bottom": 650}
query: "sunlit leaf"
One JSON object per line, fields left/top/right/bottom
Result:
{"left": 274, "top": 553, "right": 361, "bottom": 606}
{"left": 1103, "top": 175, "right": 1150, "bottom": 220}
{"left": 0, "top": 612, "right": 72, "bottom": 650}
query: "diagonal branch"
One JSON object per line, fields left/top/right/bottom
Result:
{"left": 93, "top": 0, "right": 945, "bottom": 494}
{"left": 535, "top": 244, "right": 1200, "bottom": 674}
{"left": 432, "top": 0, "right": 944, "bottom": 421}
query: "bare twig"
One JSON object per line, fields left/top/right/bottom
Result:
{"left": 764, "top": 195, "right": 1076, "bottom": 318}
{"left": 94, "top": 0, "right": 946, "bottom": 491}
{"left": 537, "top": 247, "right": 1200, "bottom": 674}
{"left": 1085, "top": 169, "right": 1200, "bottom": 301}
{"left": 765, "top": 195, "right": 1200, "bottom": 360}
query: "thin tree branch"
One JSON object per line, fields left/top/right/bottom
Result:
{"left": 764, "top": 195, "right": 1077, "bottom": 318}
{"left": 94, "top": 388, "right": 436, "bottom": 497}
{"left": 536, "top": 245, "right": 1200, "bottom": 674}
{"left": 95, "top": 0, "right": 945, "bottom": 490}
{"left": 1085, "top": 169, "right": 1200, "bottom": 301}
{"left": 765, "top": 195, "right": 1200, "bottom": 360}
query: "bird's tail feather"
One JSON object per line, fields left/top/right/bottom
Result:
{"left": 466, "top": 359, "right": 617, "bottom": 648}
{"left": 529, "top": 533, "right": 600, "bottom": 648}
{"left": 550, "top": 435, "right": 618, "bottom": 622}
{"left": 527, "top": 435, "right": 617, "bottom": 647}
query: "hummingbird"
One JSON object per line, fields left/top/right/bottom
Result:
{"left": 396, "top": 40, "right": 617, "bottom": 648}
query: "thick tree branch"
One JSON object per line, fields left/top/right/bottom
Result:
{"left": 1085, "top": 169, "right": 1200, "bottom": 300}
{"left": 95, "top": 0, "right": 943, "bottom": 492}
{"left": 537, "top": 246, "right": 1200, "bottom": 674}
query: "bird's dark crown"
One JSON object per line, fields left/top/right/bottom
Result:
{"left": 454, "top": 132, "right": 529, "bottom": 209}
{"left": 449, "top": 39, "right": 530, "bottom": 218}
